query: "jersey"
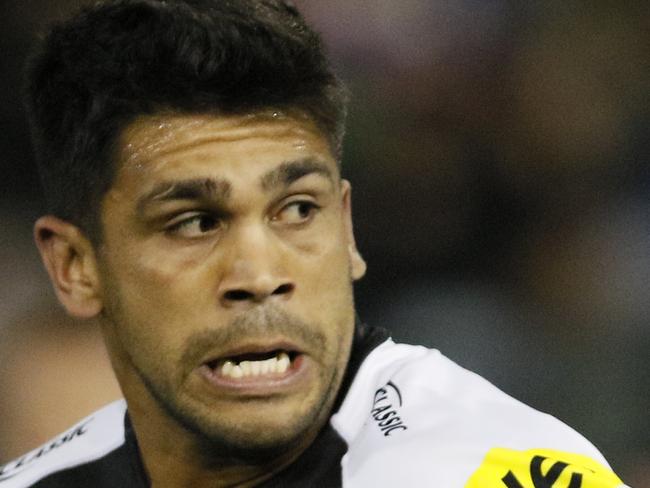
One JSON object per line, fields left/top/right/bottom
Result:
{"left": 0, "top": 325, "right": 630, "bottom": 487}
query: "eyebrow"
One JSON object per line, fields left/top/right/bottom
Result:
{"left": 136, "top": 158, "right": 334, "bottom": 214}
{"left": 260, "top": 158, "right": 335, "bottom": 191}
{"left": 137, "top": 178, "right": 232, "bottom": 214}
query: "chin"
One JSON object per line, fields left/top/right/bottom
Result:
{"left": 178, "top": 400, "right": 324, "bottom": 463}
{"left": 147, "top": 379, "right": 326, "bottom": 458}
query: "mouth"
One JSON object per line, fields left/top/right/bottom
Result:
{"left": 205, "top": 350, "right": 300, "bottom": 379}
{"left": 198, "top": 344, "right": 309, "bottom": 393}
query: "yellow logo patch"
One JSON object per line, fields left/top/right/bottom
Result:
{"left": 465, "top": 448, "right": 624, "bottom": 488}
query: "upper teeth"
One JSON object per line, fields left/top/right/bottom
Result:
{"left": 221, "top": 352, "right": 291, "bottom": 378}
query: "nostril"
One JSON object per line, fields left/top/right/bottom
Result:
{"left": 272, "top": 283, "right": 294, "bottom": 296}
{"left": 222, "top": 283, "right": 294, "bottom": 303}
{"left": 224, "top": 289, "right": 255, "bottom": 301}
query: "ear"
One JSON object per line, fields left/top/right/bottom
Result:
{"left": 34, "top": 216, "right": 103, "bottom": 318}
{"left": 340, "top": 180, "right": 367, "bottom": 281}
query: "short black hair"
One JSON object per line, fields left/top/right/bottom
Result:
{"left": 24, "top": 0, "right": 347, "bottom": 241}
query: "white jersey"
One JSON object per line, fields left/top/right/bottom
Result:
{"left": 333, "top": 339, "right": 629, "bottom": 487}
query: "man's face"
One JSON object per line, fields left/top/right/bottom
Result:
{"left": 95, "top": 111, "right": 365, "bottom": 456}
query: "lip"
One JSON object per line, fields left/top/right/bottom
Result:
{"left": 196, "top": 340, "right": 311, "bottom": 395}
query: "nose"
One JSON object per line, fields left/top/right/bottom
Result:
{"left": 218, "top": 225, "right": 295, "bottom": 308}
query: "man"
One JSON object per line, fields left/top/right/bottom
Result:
{"left": 1, "top": 1, "right": 629, "bottom": 486}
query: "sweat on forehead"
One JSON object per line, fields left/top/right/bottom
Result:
{"left": 116, "top": 111, "right": 332, "bottom": 170}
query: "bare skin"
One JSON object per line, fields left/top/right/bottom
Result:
{"left": 35, "top": 111, "right": 366, "bottom": 487}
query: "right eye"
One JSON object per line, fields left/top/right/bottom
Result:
{"left": 166, "top": 213, "right": 221, "bottom": 239}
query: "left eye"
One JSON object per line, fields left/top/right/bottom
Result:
{"left": 275, "top": 201, "right": 319, "bottom": 224}
{"left": 166, "top": 213, "right": 221, "bottom": 238}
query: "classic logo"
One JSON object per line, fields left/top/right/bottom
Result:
{"left": 371, "top": 381, "right": 408, "bottom": 436}
{"left": 464, "top": 448, "right": 625, "bottom": 488}
{"left": 0, "top": 419, "right": 92, "bottom": 482}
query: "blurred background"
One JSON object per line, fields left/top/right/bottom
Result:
{"left": 0, "top": 0, "right": 648, "bottom": 484}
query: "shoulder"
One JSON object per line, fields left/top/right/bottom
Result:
{"left": 0, "top": 400, "right": 128, "bottom": 488}
{"left": 331, "top": 340, "right": 628, "bottom": 487}
{"left": 331, "top": 340, "right": 598, "bottom": 451}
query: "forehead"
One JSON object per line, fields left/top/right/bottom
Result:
{"left": 116, "top": 111, "right": 336, "bottom": 180}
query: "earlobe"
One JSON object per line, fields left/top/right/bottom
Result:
{"left": 34, "top": 216, "right": 103, "bottom": 318}
{"left": 340, "top": 180, "right": 367, "bottom": 281}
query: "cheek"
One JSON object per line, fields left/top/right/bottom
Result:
{"left": 100, "top": 246, "right": 214, "bottom": 360}
{"left": 108, "top": 238, "right": 210, "bottom": 303}
{"left": 294, "top": 241, "right": 356, "bottom": 349}
{"left": 292, "top": 209, "right": 350, "bottom": 262}
{"left": 297, "top": 230, "right": 352, "bottom": 294}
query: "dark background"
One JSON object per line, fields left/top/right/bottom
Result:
{"left": 1, "top": 1, "right": 648, "bottom": 484}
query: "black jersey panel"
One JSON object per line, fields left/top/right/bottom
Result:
{"left": 29, "top": 444, "right": 145, "bottom": 488}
